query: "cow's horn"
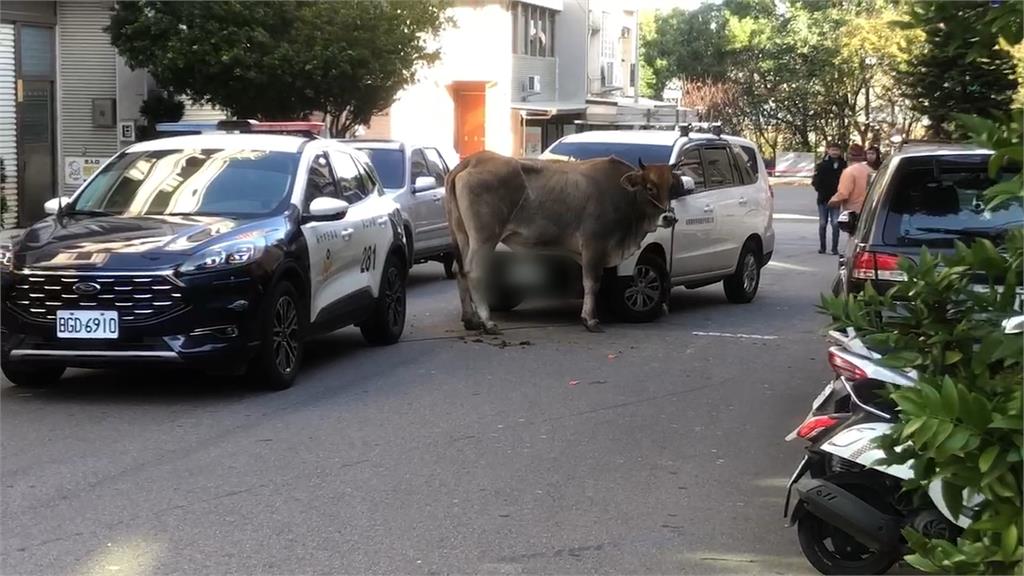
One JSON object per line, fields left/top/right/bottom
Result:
{"left": 638, "top": 157, "right": 646, "bottom": 170}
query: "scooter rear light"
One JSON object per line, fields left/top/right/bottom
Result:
{"left": 829, "top": 349, "right": 868, "bottom": 381}
{"left": 797, "top": 415, "right": 841, "bottom": 440}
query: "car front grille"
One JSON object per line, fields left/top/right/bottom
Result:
{"left": 6, "top": 271, "right": 187, "bottom": 325}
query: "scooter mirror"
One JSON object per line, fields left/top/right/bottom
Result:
{"left": 1002, "top": 315, "right": 1024, "bottom": 335}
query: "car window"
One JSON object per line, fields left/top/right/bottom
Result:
{"left": 677, "top": 147, "right": 705, "bottom": 190}
{"left": 882, "top": 154, "right": 1023, "bottom": 247}
{"left": 731, "top": 145, "right": 758, "bottom": 185}
{"left": 543, "top": 141, "right": 673, "bottom": 165}
{"left": 357, "top": 160, "right": 383, "bottom": 197}
{"left": 422, "top": 148, "right": 447, "bottom": 183}
{"left": 410, "top": 149, "right": 431, "bottom": 182}
{"left": 702, "top": 147, "right": 736, "bottom": 188}
{"left": 329, "top": 151, "right": 371, "bottom": 205}
{"left": 358, "top": 148, "right": 405, "bottom": 189}
{"left": 737, "top": 145, "right": 761, "bottom": 183}
{"left": 304, "top": 153, "right": 340, "bottom": 211}
{"left": 69, "top": 149, "right": 300, "bottom": 216}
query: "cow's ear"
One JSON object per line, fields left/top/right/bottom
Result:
{"left": 638, "top": 157, "right": 647, "bottom": 170}
{"left": 620, "top": 170, "right": 644, "bottom": 191}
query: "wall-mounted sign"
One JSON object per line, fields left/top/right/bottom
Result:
{"left": 119, "top": 121, "right": 135, "bottom": 142}
{"left": 64, "top": 157, "right": 104, "bottom": 185}
{"left": 92, "top": 98, "right": 116, "bottom": 128}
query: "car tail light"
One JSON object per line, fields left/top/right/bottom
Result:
{"left": 829, "top": 349, "right": 868, "bottom": 381}
{"left": 851, "top": 250, "right": 907, "bottom": 281}
{"left": 797, "top": 415, "right": 841, "bottom": 440}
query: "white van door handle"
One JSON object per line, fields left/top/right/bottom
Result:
{"left": 703, "top": 204, "right": 714, "bottom": 213}
{"left": 738, "top": 196, "right": 748, "bottom": 206}
{"left": 375, "top": 216, "right": 389, "bottom": 227}
{"left": 432, "top": 195, "right": 442, "bottom": 203}
{"left": 341, "top": 228, "right": 354, "bottom": 241}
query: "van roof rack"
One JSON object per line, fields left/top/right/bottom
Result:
{"left": 153, "top": 120, "right": 325, "bottom": 139}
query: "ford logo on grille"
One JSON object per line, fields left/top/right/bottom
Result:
{"left": 72, "top": 282, "right": 101, "bottom": 296}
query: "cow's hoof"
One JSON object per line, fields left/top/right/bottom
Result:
{"left": 482, "top": 322, "right": 502, "bottom": 336}
{"left": 463, "top": 317, "right": 484, "bottom": 331}
{"left": 583, "top": 319, "right": 604, "bottom": 333}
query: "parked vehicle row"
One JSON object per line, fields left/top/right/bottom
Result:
{"left": 0, "top": 120, "right": 776, "bottom": 390}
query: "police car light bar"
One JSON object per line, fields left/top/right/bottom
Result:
{"left": 216, "top": 120, "right": 325, "bottom": 138}
{"left": 154, "top": 121, "right": 220, "bottom": 134}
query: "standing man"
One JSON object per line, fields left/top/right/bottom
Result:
{"left": 829, "top": 143, "right": 871, "bottom": 218}
{"left": 811, "top": 143, "right": 846, "bottom": 255}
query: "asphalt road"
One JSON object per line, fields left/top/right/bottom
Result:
{"left": 1, "top": 186, "right": 843, "bottom": 575}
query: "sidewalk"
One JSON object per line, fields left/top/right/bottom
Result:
{"left": 769, "top": 176, "right": 812, "bottom": 186}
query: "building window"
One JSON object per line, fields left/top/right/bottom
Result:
{"left": 512, "top": 2, "right": 556, "bottom": 57}
{"left": 600, "top": 12, "right": 615, "bottom": 60}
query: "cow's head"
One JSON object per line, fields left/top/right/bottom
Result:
{"left": 620, "top": 158, "right": 682, "bottom": 229}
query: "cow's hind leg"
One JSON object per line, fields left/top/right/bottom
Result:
{"left": 455, "top": 257, "right": 483, "bottom": 330}
{"left": 463, "top": 245, "right": 501, "bottom": 335}
{"left": 580, "top": 251, "right": 606, "bottom": 333}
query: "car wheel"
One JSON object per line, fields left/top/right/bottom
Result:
{"left": 723, "top": 241, "right": 761, "bottom": 304}
{"left": 361, "top": 253, "right": 407, "bottom": 346}
{"left": 612, "top": 251, "right": 668, "bottom": 323}
{"left": 1, "top": 362, "right": 65, "bottom": 387}
{"left": 248, "top": 282, "right": 303, "bottom": 391}
{"left": 442, "top": 253, "right": 457, "bottom": 280}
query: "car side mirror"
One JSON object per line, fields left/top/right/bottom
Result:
{"left": 44, "top": 196, "right": 72, "bottom": 215}
{"left": 679, "top": 176, "right": 696, "bottom": 197}
{"left": 837, "top": 210, "right": 858, "bottom": 234}
{"left": 412, "top": 175, "right": 438, "bottom": 193}
{"left": 306, "top": 196, "right": 349, "bottom": 222}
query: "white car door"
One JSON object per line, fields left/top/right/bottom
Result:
{"left": 351, "top": 155, "right": 400, "bottom": 297}
{"left": 670, "top": 147, "right": 719, "bottom": 279}
{"left": 300, "top": 151, "right": 364, "bottom": 323}
{"left": 699, "top": 145, "right": 746, "bottom": 274}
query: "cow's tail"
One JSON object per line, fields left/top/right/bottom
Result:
{"left": 445, "top": 159, "right": 471, "bottom": 275}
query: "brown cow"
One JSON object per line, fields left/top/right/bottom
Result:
{"left": 445, "top": 150, "right": 681, "bottom": 334}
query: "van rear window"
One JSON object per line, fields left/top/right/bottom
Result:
{"left": 882, "top": 154, "right": 1023, "bottom": 247}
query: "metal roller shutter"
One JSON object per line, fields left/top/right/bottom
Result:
{"left": 0, "top": 24, "right": 17, "bottom": 228}
{"left": 57, "top": 1, "right": 117, "bottom": 195}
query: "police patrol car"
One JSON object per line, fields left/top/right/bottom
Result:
{"left": 0, "top": 120, "right": 408, "bottom": 390}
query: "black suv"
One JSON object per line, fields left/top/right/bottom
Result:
{"left": 833, "top": 143, "right": 1022, "bottom": 298}
{"left": 1, "top": 121, "right": 408, "bottom": 391}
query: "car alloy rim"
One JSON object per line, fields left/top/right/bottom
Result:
{"left": 272, "top": 296, "right": 299, "bottom": 375}
{"left": 743, "top": 253, "right": 758, "bottom": 294}
{"left": 383, "top": 266, "right": 405, "bottom": 331}
{"left": 625, "top": 264, "right": 661, "bottom": 311}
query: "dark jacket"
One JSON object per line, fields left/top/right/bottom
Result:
{"left": 812, "top": 156, "right": 847, "bottom": 204}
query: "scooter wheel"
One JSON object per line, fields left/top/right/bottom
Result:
{"left": 797, "top": 513, "right": 897, "bottom": 575}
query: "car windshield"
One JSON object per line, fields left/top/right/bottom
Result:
{"left": 68, "top": 149, "right": 300, "bottom": 217}
{"left": 883, "top": 154, "right": 1023, "bottom": 247}
{"left": 358, "top": 148, "right": 406, "bottom": 189}
{"left": 543, "top": 141, "right": 674, "bottom": 165}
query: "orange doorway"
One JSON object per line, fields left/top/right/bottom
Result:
{"left": 453, "top": 83, "right": 486, "bottom": 159}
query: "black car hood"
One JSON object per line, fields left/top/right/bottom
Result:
{"left": 14, "top": 214, "right": 276, "bottom": 270}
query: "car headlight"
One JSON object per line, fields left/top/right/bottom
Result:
{"left": 0, "top": 243, "right": 14, "bottom": 270}
{"left": 179, "top": 235, "right": 266, "bottom": 274}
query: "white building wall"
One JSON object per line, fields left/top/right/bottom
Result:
{"left": 387, "top": 2, "right": 513, "bottom": 155}
{"left": 555, "top": 0, "right": 588, "bottom": 104}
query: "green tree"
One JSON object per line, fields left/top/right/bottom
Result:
{"left": 107, "top": 1, "right": 449, "bottom": 136}
{"left": 640, "top": 4, "right": 732, "bottom": 98}
{"left": 899, "top": 0, "right": 1020, "bottom": 138}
